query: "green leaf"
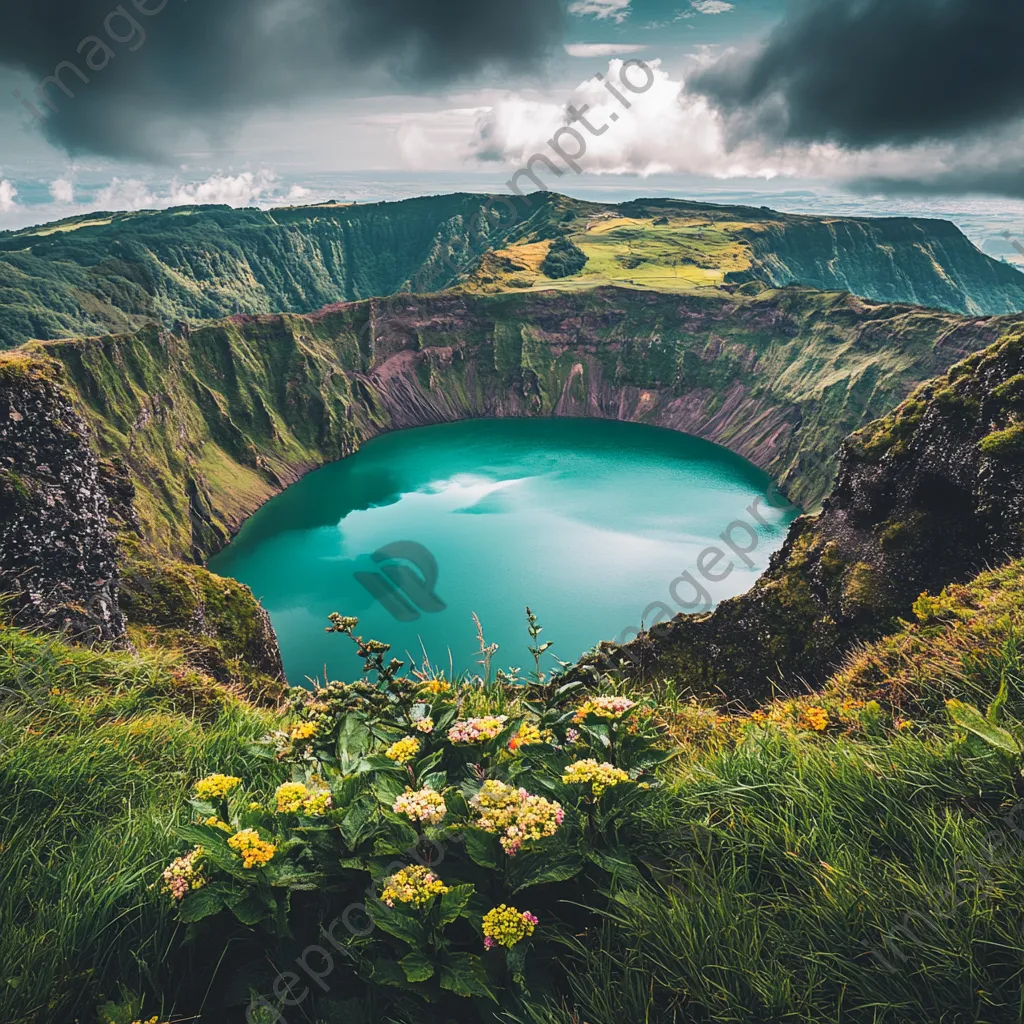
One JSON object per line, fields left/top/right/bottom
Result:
{"left": 462, "top": 828, "right": 500, "bottom": 869}
{"left": 437, "top": 884, "right": 474, "bottom": 926}
{"left": 988, "top": 677, "right": 1010, "bottom": 725}
{"left": 586, "top": 848, "right": 643, "bottom": 887}
{"left": 399, "top": 952, "right": 435, "bottom": 983}
{"left": 373, "top": 773, "right": 408, "bottom": 807}
{"left": 225, "top": 888, "right": 272, "bottom": 925}
{"left": 371, "top": 958, "right": 409, "bottom": 989}
{"left": 947, "top": 699, "right": 1021, "bottom": 754}
{"left": 439, "top": 953, "right": 495, "bottom": 1000}
{"left": 177, "top": 887, "right": 225, "bottom": 923}
{"left": 419, "top": 770, "right": 447, "bottom": 792}
{"left": 337, "top": 715, "right": 372, "bottom": 760}
{"left": 510, "top": 850, "right": 584, "bottom": 892}
{"left": 368, "top": 903, "right": 427, "bottom": 947}
{"left": 340, "top": 798, "right": 375, "bottom": 848}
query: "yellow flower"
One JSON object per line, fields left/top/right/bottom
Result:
{"left": 572, "top": 696, "right": 634, "bottom": 723}
{"left": 203, "top": 816, "right": 233, "bottom": 833}
{"left": 393, "top": 786, "right": 447, "bottom": 825}
{"left": 227, "top": 828, "right": 276, "bottom": 869}
{"left": 194, "top": 774, "right": 241, "bottom": 800}
{"left": 561, "top": 759, "right": 630, "bottom": 796}
{"left": 302, "top": 787, "right": 333, "bottom": 816}
{"left": 289, "top": 722, "right": 317, "bottom": 741}
{"left": 421, "top": 678, "right": 452, "bottom": 694}
{"left": 799, "top": 707, "right": 829, "bottom": 732}
{"left": 508, "top": 721, "right": 543, "bottom": 752}
{"left": 385, "top": 736, "right": 421, "bottom": 763}
{"left": 469, "top": 779, "right": 563, "bottom": 855}
{"left": 482, "top": 904, "right": 538, "bottom": 949}
{"left": 275, "top": 782, "right": 309, "bottom": 813}
{"left": 748, "top": 710, "right": 768, "bottom": 724}
{"left": 414, "top": 717, "right": 435, "bottom": 734}
{"left": 895, "top": 718, "right": 914, "bottom": 732}
{"left": 248, "top": 801, "right": 262, "bottom": 811}
{"left": 379, "top": 864, "right": 449, "bottom": 908}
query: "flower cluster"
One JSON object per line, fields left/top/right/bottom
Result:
{"left": 290, "top": 722, "right": 318, "bottom": 741}
{"left": 393, "top": 786, "right": 447, "bottom": 825}
{"left": 561, "top": 759, "right": 630, "bottom": 796}
{"left": 469, "top": 779, "right": 564, "bottom": 855}
{"left": 227, "top": 828, "right": 277, "bottom": 869}
{"left": 385, "top": 736, "right": 421, "bottom": 763}
{"left": 482, "top": 905, "right": 538, "bottom": 949}
{"left": 799, "top": 707, "right": 829, "bottom": 732}
{"left": 414, "top": 717, "right": 435, "bottom": 734}
{"left": 160, "top": 847, "right": 206, "bottom": 901}
{"left": 573, "top": 696, "right": 634, "bottom": 723}
{"left": 274, "top": 781, "right": 333, "bottom": 816}
{"left": 508, "top": 721, "right": 542, "bottom": 752}
{"left": 421, "top": 678, "right": 452, "bottom": 695}
{"left": 380, "top": 864, "right": 449, "bottom": 908}
{"left": 448, "top": 715, "right": 508, "bottom": 744}
{"left": 203, "top": 816, "right": 232, "bottom": 833}
{"left": 194, "top": 774, "right": 241, "bottom": 800}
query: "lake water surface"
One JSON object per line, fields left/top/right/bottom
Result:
{"left": 209, "top": 418, "right": 798, "bottom": 683}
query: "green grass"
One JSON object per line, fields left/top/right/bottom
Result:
{"left": 5, "top": 559, "right": 1024, "bottom": 1022}
{"left": 0, "top": 627, "right": 277, "bottom": 1024}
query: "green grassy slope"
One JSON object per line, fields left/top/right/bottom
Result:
{"left": 3, "top": 193, "right": 1024, "bottom": 349}
{"left": 4, "top": 556, "right": 1024, "bottom": 1023}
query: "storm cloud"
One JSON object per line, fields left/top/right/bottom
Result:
{"left": 0, "top": 0, "right": 565, "bottom": 160}
{"left": 691, "top": 0, "right": 1024, "bottom": 149}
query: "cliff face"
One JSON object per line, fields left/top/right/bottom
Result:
{"left": 737, "top": 216, "right": 1024, "bottom": 316}
{"left": 0, "top": 355, "right": 125, "bottom": 640}
{"left": 19, "top": 286, "right": 1004, "bottom": 566}
{"left": 3, "top": 193, "right": 1023, "bottom": 350}
{"left": 597, "top": 322, "right": 1024, "bottom": 700}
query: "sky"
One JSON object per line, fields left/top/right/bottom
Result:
{"left": 1, "top": 0, "right": 1024, "bottom": 265}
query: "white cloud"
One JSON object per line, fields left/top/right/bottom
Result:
{"left": 0, "top": 180, "right": 17, "bottom": 213}
{"left": 564, "top": 43, "right": 648, "bottom": 57}
{"left": 690, "top": 1, "right": 734, "bottom": 13}
{"left": 50, "top": 178, "right": 74, "bottom": 203}
{"left": 568, "top": 0, "right": 631, "bottom": 23}
{"left": 95, "top": 171, "right": 278, "bottom": 212}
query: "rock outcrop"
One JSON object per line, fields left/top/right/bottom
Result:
{"left": 0, "top": 355, "right": 125, "bottom": 640}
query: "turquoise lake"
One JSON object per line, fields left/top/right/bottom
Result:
{"left": 208, "top": 418, "right": 799, "bottom": 684}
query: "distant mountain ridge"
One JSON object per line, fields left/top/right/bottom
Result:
{"left": 2, "top": 192, "right": 1023, "bottom": 349}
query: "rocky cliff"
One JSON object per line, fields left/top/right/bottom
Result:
{"left": 593, "top": 322, "right": 1024, "bottom": 700}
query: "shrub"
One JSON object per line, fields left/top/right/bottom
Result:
{"left": 540, "top": 237, "right": 588, "bottom": 279}
{"left": 158, "top": 613, "right": 668, "bottom": 1019}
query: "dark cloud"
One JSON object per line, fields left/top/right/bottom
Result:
{"left": 1, "top": 0, "right": 565, "bottom": 160}
{"left": 691, "top": 0, "right": 1024, "bottom": 149}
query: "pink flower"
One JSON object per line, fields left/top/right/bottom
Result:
{"left": 483, "top": 936, "right": 496, "bottom": 950}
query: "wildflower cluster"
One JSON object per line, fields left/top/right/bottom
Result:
{"left": 470, "top": 779, "right": 564, "bottom": 854}
{"left": 414, "top": 717, "right": 435, "bottom": 734}
{"left": 194, "top": 774, "right": 241, "bottom": 800}
{"left": 160, "top": 847, "right": 206, "bottom": 901}
{"left": 380, "top": 865, "right": 449, "bottom": 908}
{"left": 799, "top": 707, "right": 829, "bottom": 732}
{"left": 227, "top": 828, "right": 277, "bottom": 869}
{"left": 385, "top": 736, "right": 421, "bottom": 762}
{"left": 561, "top": 759, "right": 630, "bottom": 796}
{"left": 508, "top": 721, "right": 542, "bottom": 752}
{"left": 448, "top": 715, "right": 508, "bottom": 743}
{"left": 482, "top": 905, "right": 539, "bottom": 949}
{"left": 275, "top": 781, "right": 332, "bottom": 816}
{"left": 421, "top": 678, "right": 452, "bottom": 695}
{"left": 573, "top": 695, "right": 634, "bottom": 723}
{"left": 393, "top": 786, "right": 447, "bottom": 825}
{"left": 203, "top": 816, "right": 232, "bottom": 833}
{"left": 290, "top": 722, "right": 318, "bottom": 741}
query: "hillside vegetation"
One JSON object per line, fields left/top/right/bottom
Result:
{"left": 3, "top": 192, "right": 1024, "bottom": 348}
{"left": 4, "top": 556, "right": 1024, "bottom": 1023}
